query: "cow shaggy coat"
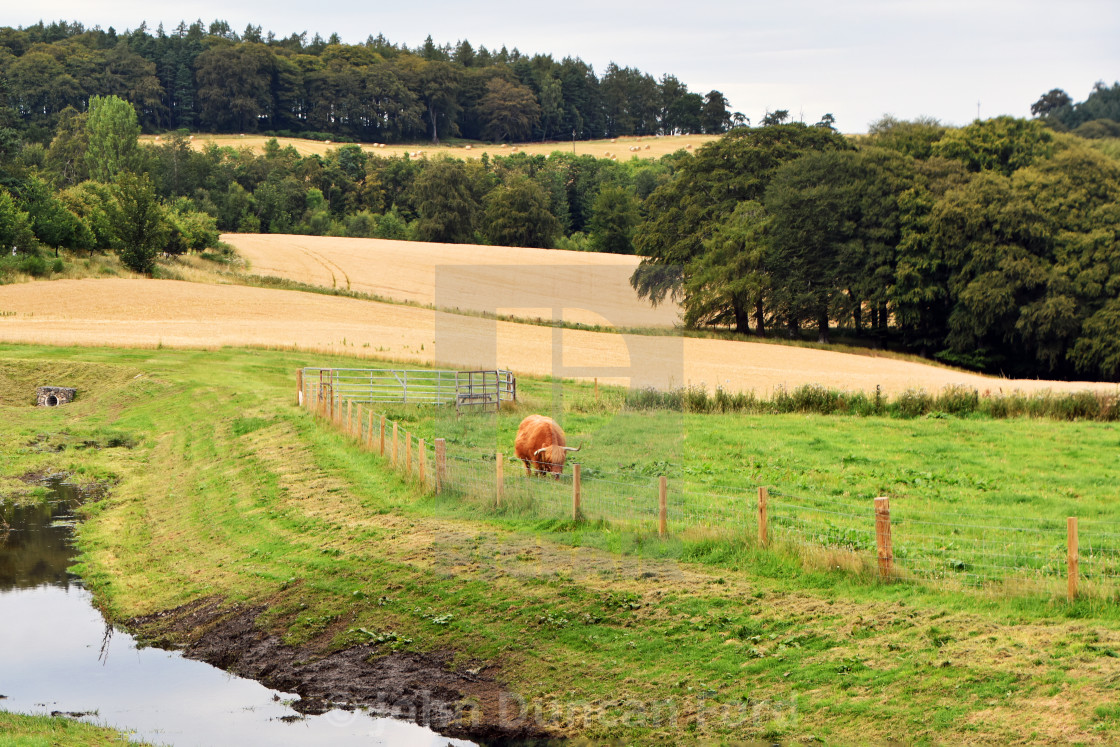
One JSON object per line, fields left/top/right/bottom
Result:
{"left": 514, "top": 415, "right": 579, "bottom": 478}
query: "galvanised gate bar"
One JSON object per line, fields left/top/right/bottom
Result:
{"left": 298, "top": 367, "right": 516, "bottom": 413}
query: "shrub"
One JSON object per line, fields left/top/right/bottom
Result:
{"left": 894, "top": 389, "right": 932, "bottom": 418}
{"left": 18, "top": 254, "right": 48, "bottom": 277}
{"left": 934, "top": 385, "right": 980, "bottom": 415}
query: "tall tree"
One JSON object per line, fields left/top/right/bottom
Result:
{"left": 0, "top": 188, "right": 36, "bottom": 253}
{"left": 482, "top": 174, "right": 559, "bottom": 247}
{"left": 412, "top": 158, "right": 485, "bottom": 242}
{"left": 1030, "top": 88, "right": 1072, "bottom": 118}
{"left": 478, "top": 77, "right": 541, "bottom": 142}
{"left": 85, "top": 94, "right": 140, "bottom": 182}
{"left": 416, "top": 60, "right": 461, "bottom": 144}
{"left": 764, "top": 150, "right": 872, "bottom": 342}
{"left": 700, "top": 91, "right": 731, "bottom": 134}
{"left": 111, "top": 171, "right": 166, "bottom": 274}
{"left": 631, "top": 124, "right": 850, "bottom": 320}
{"left": 681, "top": 200, "right": 770, "bottom": 334}
{"left": 194, "top": 43, "right": 274, "bottom": 132}
{"left": 587, "top": 185, "right": 639, "bottom": 254}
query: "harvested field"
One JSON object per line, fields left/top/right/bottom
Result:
{"left": 1, "top": 278, "right": 1113, "bottom": 397}
{"left": 226, "top": 233, "right": 681, "bottom": 328}
{"left": 138, "top": 133, "right": 719, "bottom": 161}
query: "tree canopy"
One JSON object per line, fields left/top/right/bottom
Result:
{"left": 0, "top": 20, "right": 734, "bottom": 143}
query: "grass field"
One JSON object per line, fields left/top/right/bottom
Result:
{"left": 2, "top": 276, "right": 1113, "bottom": 399}
{"left": 5, "top": 344, "right": 1120, "bottom": 742}
{"left": 0, "top": 712, "right": 143, "bottom": 746}
{"left": 138, "top": 132, "right": 720, "bottom": 161}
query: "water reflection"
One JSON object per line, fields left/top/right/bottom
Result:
{"left": 0, "top": 478, "right": 83, "bottom": 589}
{"left": 0, "top": 478, "right": 477, "bottom": 746}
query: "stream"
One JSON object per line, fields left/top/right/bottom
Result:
{"left": 0, "top": 476, "right": 477, "bottom": 745}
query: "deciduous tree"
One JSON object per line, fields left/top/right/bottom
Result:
{"left": 85, "top": 94, "right": 140, "bottom": 183}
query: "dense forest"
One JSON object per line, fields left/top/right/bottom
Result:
{"left": 0, "top": 19, "right": 736, "bottom": 144}
{"left": 0, "top": 20, "right": 1118, "bottom": 383}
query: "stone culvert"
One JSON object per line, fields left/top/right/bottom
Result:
{"left": 36, "top": 387, "right": 76, "bottom": 407}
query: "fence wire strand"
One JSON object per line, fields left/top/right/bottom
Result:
{"left": 302, "top": 394, "right": 1110, "bottom": 598}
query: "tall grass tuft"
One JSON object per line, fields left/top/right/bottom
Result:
{"left": 623, "top": 383, "right": 1120, "bottom": 422}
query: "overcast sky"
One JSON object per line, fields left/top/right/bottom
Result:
{"left": 9, "top": 0, "right": 1119, "bottom": 133}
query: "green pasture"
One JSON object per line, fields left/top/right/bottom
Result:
{"left": 4, "top": 343, "right": 1120, "bottom": 742}
{"left": 361, "top": 371, "right": 1120, "bottom": 593}
{"left": 0, "top": 712, "right": 145, "bottom": 746}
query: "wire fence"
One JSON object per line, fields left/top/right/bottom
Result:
{"left": 299, "top": 387, "right": 1119, "bottom": 601}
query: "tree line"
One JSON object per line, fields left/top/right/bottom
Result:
{"left": 1030, "top": 81, "right": 1120, "bottom": 139}
{"left": 632, "top": 117, "right": 1120, "bottom": 382}
{"left": 0, "top": 19, "right": 736, "bottom": 145}
{"left": 2, "top": 65, "right": 1118, "bottom": 382}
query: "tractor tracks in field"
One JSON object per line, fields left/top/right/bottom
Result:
{"left": 298, "top": 246, "right": 351, "bottom": 291}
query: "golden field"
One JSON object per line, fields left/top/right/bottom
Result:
{"left": 138, "top": 133, "right": 720, "bottom": 161}
{"left": 226, "top": 233, "right": 682, "bottom": 328}
{"left": 1, "top": 278, "right": 1113, "bottom": 397}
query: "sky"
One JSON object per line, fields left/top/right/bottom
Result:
{"left": 8, "top": 0, "right": 1120, "bottom": 133}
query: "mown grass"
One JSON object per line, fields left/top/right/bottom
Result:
{"left": 0, "top": 711, "right": 144, "bottom": 746}
{"left": 4, "top": 344, "right": 1120, "bottom": 742}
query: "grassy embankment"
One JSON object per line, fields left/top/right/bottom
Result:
{"left": 0, "top": 712, "right": 145, "bottom": 746}
{"left": 4, "top": 344, "right": 1120, "bottom": 742}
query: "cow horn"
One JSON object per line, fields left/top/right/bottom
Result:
{"left": 533, "top": 447, "right": 549, "bottom": 456}
{"left": 561, "top": 444, "right": 581, "bottom": 452}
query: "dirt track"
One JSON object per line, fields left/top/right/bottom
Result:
{"left": 1, "top": 278, "right": 1112, "bottom": 396}
{"left": 227, "top": 233, "right": 681, "bottom": 328}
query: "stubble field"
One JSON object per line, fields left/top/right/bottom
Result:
{"left": 226, "top": 233, "right": 681, "bottom": 328}
{"left": 138, "top": 132, "right": 720, "bottom": 161}
{"left": 0, "top": 276, "right": 1112, "bottom": 397}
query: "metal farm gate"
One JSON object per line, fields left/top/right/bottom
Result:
{"left": 299, "top": 367, "right": 515, "bottom": 414}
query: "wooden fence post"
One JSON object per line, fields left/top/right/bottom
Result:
{"left": 659, "top": 476, "right": 668, "bottom": 537}
{"left": 435, "top": 438, "right": 446, "bottom": 493}
{"left": 594, "top": 377, "right": 599, "bottom": 402}
{"left": 366, "top": 411, "right": 374, "bottom": 450}
{"left": 573, "top": 463, "right": 582, "bottom": 520}
{"left": 1068, "top": 517, "right": 1079, "bottom": 602}
{"left": 296, "top": 368, "right": 303, "bottom": 407}
{"left": 406, "top": 432, "right": 413, "bottom": 474}
{"left": 875, "top": 497, "right": 892, "bottom": 582}
{"left": 379, "top": 416, "right": 386, "bottom": 456}
{"left": 496, "top": 453, "right": 504, "bottom": 507}
{"left": 347, "top": 400, "right": 353, "bottom": 435}
{"left": 391, "top": 422, "right": 398, "bottom": 466}
{"left": 419, "top": 439, "right": 427, "bottom": 487}
{"left": 758, "top": 486, "right": 769, "bottom": 548}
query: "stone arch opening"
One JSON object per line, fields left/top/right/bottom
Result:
{"left": 37, "top": 387, "right": 76, "bottom": 407}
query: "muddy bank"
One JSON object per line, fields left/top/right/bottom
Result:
{"left": 129, "top": 599, "right": 555, "bottom": 745}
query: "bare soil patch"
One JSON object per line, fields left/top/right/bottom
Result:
{"left": 129, "top": 601, "right": 547, "bottom": 742}
{"left": 0, "top": 278, "right": 1112, "bottom": 396}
